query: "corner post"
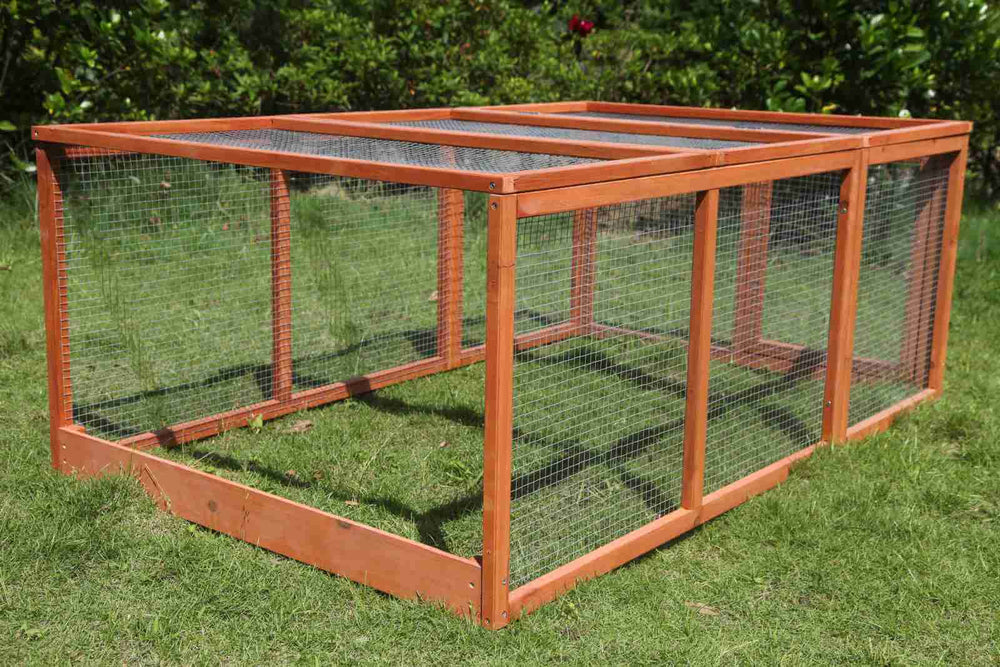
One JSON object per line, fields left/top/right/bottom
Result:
{"left": 37, "top": 145, "right": 73, "bottom": 469}
{"left": 270, "top": 168, "right": 293, "bottom": 402}
{"left": 681, "top": 189, "right": 719, "bottom": 510}
{"left": 732, "top": 182, "right": 773, "bottom": 363}
{"left": 927, "top": 144, "right": 969, "bottom": 393}
{"left": 822, "top": 150, "right": 869, "bottom": 443}
{"left": 482, "top": 193, "right": 517, "bottom": 629}
{"left": 437, "top": 188, "right": 465, "bottom": 366}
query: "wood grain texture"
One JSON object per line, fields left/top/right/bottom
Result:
{"left": 681, "top": 189, "right": 719, "bottom": 510}
{"left": 732, "top": 182, "right": 773, "bottom": 361}
{"left": 437, "top": 189, "right": 466, "bottom": 368}
{"left": 481, "top": 193, "right": 518, "bottom": 629}
{"left": 516, "top": 150, "right": 859, "bottom": 217}
{"left": 569, "top": 208, "right": 598, "bottom": 334}
{"left": 867, "top": 134, "right": 969, "bottom": 165}
{"left": 37, "top": 146, "right": 72, "bottom": 469}
{"left": 863, "top": 121, "right": 973, "bottom": 147}
{"left": 822, "top": 151, "right": 868, "bottom": 443}
{"left": 58, "top": 428, "right": 481, "bottom": 617}
{"left": 270, "top": 169, "right": 293, "bottom": 402}
{"left": 928, "top": 145, "right": 969, "bottom": 391}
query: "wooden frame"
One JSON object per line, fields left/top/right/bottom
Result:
{"left": 33, "top": 103, "right": 971, "bottom": 629}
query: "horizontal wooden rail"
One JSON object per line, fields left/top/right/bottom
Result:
{"left": 846, "top": 388, "right": 938, "bottom": 441}
{"left": 276, "top": 117, "right": 683, "bottom": 160}
{"left": 58, "top": 427, "right": 481, "bottom": 616}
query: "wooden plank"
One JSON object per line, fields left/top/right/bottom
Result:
{"left": 32, "top": 126, "right": 512, "bottom": 193}
{"left": 715, "top": 135, "right": 864, "bottom": 166}
{"left": 900, "top": 156, "right": 949, "bottom": 385}
{"left": 516, "top": 150, "right": 859, "bottom": 217}
{"left": 437, "top": 188, "right": 466, "bottom": 368}
{"left": 480, "top": 101, "right": 590, "bottom": 113}
{"left": 508, "top": 508, "right": 699, "bottom": 620}
{"left": 510, "top": 152, "right": 718, "bottom": 193}
{"left": 732, "top": 182, "right": 773, "bottom": 361}
{"left": 569, "top": 208, "right": 598, "bottom": 334}
{"left": 276, "top": 116, "right": 675, "bottom": 160}
{"left": 37, "top": 145, "right": 73, "bottom": 469}
{"left": 868, "top": 134, "right": 969, "bottom": 165}
{"left": 33, "top": 116, "right": 272, "bottom": 136}
{"left": 928, "top": 145, "right": 969, "bottom": 392}
{"left": 681, "top": 189, "right": 719, "bottom": 510}
{"left": 270, "top": 169, "right": 293, "bottom": 402}
{"left": 863, "top": 121, "right": 973, "bottom": 148}
{"left": 481, "top": 193, "right": 518, "bottom": 629}
{"left": 457, "top": 108, "right": 829, "bottom": 143}
{"left": 587, "top": 101, "right": 935, "bottom": 130}
{"left": 822, "top": 151, "right": 868, "bottom": 443}
{"left": 845, "top": 389, "right": 937, "bottom": 441}
{"left": 57, "top": 427, "right": 481, "bottom": 616}
{"left": 301, "top": 108, "right": 453, "bottom": 123}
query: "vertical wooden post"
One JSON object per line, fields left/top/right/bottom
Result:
{"left": 822, "top": 151, "right": 869, "bottom": 443}
{"left": 37, "top": 146, "right": 73, "bottom": 469}
{"left": 482, "top": 194, "right": 517, "bottom": 629}
{"left": 928, "top": 145, "right": 969, "bottom": 393}
{"left": 732, "top": 182, "right": 773, "bottom": 362}
{"left": 270, "top": 169, "right": 293, "bottom": 402}
{"left": 900, "top": 155, "right": 950, "bottom": 386}
{"left": 437, "top": 188, "right": 465, "bottom": 366}
{"left": 681, "top": 189, "right": 719, "bottom": 510}
{"left": 570, "top": 208, "right": 598, "bottom": 335}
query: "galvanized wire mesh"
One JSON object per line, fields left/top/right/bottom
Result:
{"left": 704, "top": 172, "right": 844, "bottom": 494}
{"left": 555, "top": 111, "right": 877, "bottom": 135}
{"left": 154, "top": 129, "right": 598, "bottom": 173}
{"left": 393, "top": 119, "right": 757, "bottom": 150}
{"left": 509, "top": 196, "right": 695, "bottom": 587}
{"left": 849, "top": 158, "right": 950, "bottom": 425}
{"left": 287, "top": 174, "right": 451, "bottom": 386}
{"left": 61, "top": 152, "right": 275, "bottom": 439}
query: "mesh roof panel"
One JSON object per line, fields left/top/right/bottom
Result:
{"left": 392, "top": 119, "right": 757, "bottom": 150}
{"left": 153, "top": 128, "right": 598, "bottom": 173}
{"left": 552, "top": 111, "right": 879, "bottom": 135}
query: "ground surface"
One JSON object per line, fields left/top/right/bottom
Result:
{"left": 1, "top": 176, "right": 998, "bottom": 664}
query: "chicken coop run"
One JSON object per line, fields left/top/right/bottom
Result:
{"left": 34, "top": 101, "right": 970, "bottom": 628}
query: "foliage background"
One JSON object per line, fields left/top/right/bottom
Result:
{"left": 2, "top": 0, "right": 999, "bottom": 192}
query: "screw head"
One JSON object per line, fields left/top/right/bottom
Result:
{"left": 490, "top": 202, "right": 498, "bottom": 210}
{"left": 489, "top": 182, "right": 496, "bottom": 190}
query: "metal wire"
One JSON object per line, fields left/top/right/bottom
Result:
{"left": 288, "top": 174, "right": 449, "bottom": 386}
{"left": 509, "top": 196, "right": 695, "bottom": 587}
{"left": 849, "top": 159, "right": 950, "bottom": 425}
{"left": 393, "top": 119, "right": 757, "bottom": 150}
{"left": 154, "top": 129, "right": 598, "bottom": 173}
{"left": 61, "top": 152, "right": 275, "bottom": 438}
{"left": 556, "top": 111, "right": 877, "bottom": 135}
{"left": 705, "top": 172, "right": 844, "bottom": 494}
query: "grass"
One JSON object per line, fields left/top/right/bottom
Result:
{"left": 1, "top": 167, "right": 999, "bottom": 664}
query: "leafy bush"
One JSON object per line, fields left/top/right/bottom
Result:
{"left": 2, "top": 0, "right": 998, "bottom": 193}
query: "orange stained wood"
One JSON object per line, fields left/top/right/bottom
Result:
{"left": 437, "top": 188, "right": 466, "bottom": 367}
{"left": 569, "top": 208, "right": 599, "bottom": 334}
{"left": 681, "top": 189, "right": 720, "bottom": 510}
{"left": 37, "top": 146, "right": 73, "bottom": 469}
{"left": 481, "top": 193, "right": 518, "bottom": 629}
{"left": 732, "top": 182, "right": 774, "bottom": 360}
{"left": 845, "top": 389, "right": 937, "bottom": 441}
{"left": 270, "top": 169, "right": 293, "bottom": 402}
{"left": 822, "top": 151, "right": 869, "bottom": 443}
{"left": 928, "top": 145, "right": 969, "bottom": 392}
{"left": 867, "top": 134, "right": 969, "bottom": 165}
{"left": 58, "top": 427, "right": 481, "bottom": 616}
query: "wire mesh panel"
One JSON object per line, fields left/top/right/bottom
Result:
{"left": 287, "top": 175, "right": 452, "bottom": 386}
{"left": 508, "top": 196, "right": 696, "bottom": 588}
{"left": 154, "top": 129, "right": 598, "bottom": 173}
{"left": 849, "top": 158, "right": 950, "bottom": 425}
{"left": 704, "top": 172, "right": 845, "bottom": 493}
{"left": 552, "top": 111, "right": 878, "bottom": 135}
{"left": 61, "top": 152, "right": 274, "bottom": 439}
{"left": 392, "top": 119, "right": 757, "bottom": 150}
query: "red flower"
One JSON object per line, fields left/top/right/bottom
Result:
{"left": 568, "top": 14, "right": 595, "bottom": 37}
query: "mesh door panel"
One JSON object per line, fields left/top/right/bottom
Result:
{"left": 509, "top": 196, "right": 695, "bottom": 587}
{"left": 849, "top": 158, "right": 950, "bottom": 425}
{"left": 61, "top": 153, "right": 274, "bottom": 439}
{"left": 705, "top": 172, "right": 844, "bottom": 494}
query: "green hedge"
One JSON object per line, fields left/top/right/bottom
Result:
{"left": 3, "top": 0, "right": 999, "bottom": 192}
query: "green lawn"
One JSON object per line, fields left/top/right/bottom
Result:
{"left": 1, "top": 168, "right": 998, "bottom": 664}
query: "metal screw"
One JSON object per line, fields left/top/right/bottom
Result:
{"left": 502, "top": 578, "right": 508, "bottom": 587}
{"left": 484, "top": 618, "right": 491, "bottom": 626}
{"left": 825, "top": 400, "right": 832, "bottom": 407}
{"left": 501, "top": 610, "right": 508, "bottom": 619}
{"left": 491, "top": 202, "right": 498, "bottom": 210}
{"left": 489, "top": 182, "right": 496, "bottom": 190}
